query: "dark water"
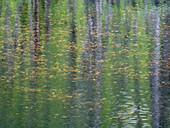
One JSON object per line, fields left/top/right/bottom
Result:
{"left": 0, "top": 0, "right": 170, "bottom": 128}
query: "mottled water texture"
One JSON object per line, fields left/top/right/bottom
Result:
{"left": 0, "top": 0, "right": 169, "bottom": 128}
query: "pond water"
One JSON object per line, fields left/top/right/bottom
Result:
{"left": 0, "top": 0, "right": 169, "bottom": 128}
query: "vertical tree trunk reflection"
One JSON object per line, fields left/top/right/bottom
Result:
{"left": 13, "top": 0, "right": 25, "bottom": 49}
{"left": 159, "top": 12, "right": 170, "bottom": 128}
{"left": 29, "top": 0, "right": 34, "bottom": 60}
{"left": 42, "top": 0, "right": 51, "bottom": 127}
{"left": 33, "top": 0, "right": 40, "bottom": 57}
{"left": 28, "top": 0, "right": 40, "bottom": 127}
{"left": 81, "top": 0, "right": 103, "bottom": 127}
{"left": 66, "top": 0, "right": 77, "bottom": 127}
{"left": 150, "top": 8, "right": 161, "bottom": 128}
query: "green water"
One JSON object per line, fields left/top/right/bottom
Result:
{"left": 0, "top": 0, "right": 169, "bottom": 128}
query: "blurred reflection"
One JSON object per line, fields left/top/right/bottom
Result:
{"left": 65, "top": 0, "right": 78, "bottom": 127}
{"left": 14, "top": 1, "right": 28, "bottom": 127}
{"left": 80, "top": 0, "right": 103, "bottom": 127}
{"left": 159, "top": 12, "right": 170, "bottom": 128}
{"left": 0, "top": 1, "right": 2, "bottom": 17}
{"left": 28, "top": 0, "right": 40, "bottom": 127}
{"left": 0, "top": 1, "right": 14, "bottom": 127}
{"left": 0, "top": 0, "right": 169, "bottom": 128}
{"left": 150, "top": 4, "right": 170, "bottom": 127}
{"left": 150, "top": 7, "right": 161, "bottom": 128}
{"left": 42, "top": 0, "right": 51, "bottom": 127}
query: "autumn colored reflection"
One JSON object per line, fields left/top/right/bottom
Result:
{"left": 0, "top": 0, "right": 169, "bottom": 128}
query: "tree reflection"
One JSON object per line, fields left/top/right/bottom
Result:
{"left": 0, "top": 0, "right": 169, "bottom": 128}
{"left": 42, "top": 0, "right": 51, "bottom": 127}
{"left": 150, "top": 3, "right": 169, "bottom": 127}
{"left": 150, "top": 7, "right": 161, "bottom": 128}
{"left": 0, "top": 1, "right": 14, "bottom": 127}
{"left": 65, "top": 0, "right": 78, "bottom": 127}
{"left": 81, "top": 0, "right": 103, "bottom": 127}
{"left": 28, "top": 0, "right": 40, "bottom": 127}
{"left": 159, "top": 12, "right": 170, "bottom": 128}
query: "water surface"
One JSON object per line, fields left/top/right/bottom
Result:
{"left": 0, "top": 0, "right": 169, "bottom": 128}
